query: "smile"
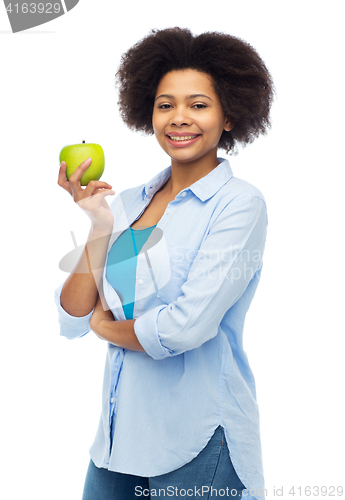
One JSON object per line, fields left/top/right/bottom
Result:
{"left": 166, "top": 134, "right": 201, "bottom": 147}
{"left": 168, "top": 135, "right": 199, "bottom": 141}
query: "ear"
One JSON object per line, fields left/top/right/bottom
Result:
{"left": 223, "top": 116, "right": 233, "bottom": 132}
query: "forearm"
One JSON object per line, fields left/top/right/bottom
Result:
{"left": 60, "top": 225, "right": 113, "bottom": 317}
{"left": 93, "top": 318, "right": 145, "bottom": 352}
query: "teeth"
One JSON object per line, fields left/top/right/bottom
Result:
{"left": 169, "top": 135, "right": 198, "bottom": 141}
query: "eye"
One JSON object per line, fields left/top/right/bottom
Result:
{"left": 158, "top": 104, "right": 172, "bottom": 109}
{"left": 192, "top": 104, "right": 207, "bottom": 109}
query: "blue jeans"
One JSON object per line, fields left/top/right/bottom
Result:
{"left": 82, "top": 426, "right": 245, "bottom": 499}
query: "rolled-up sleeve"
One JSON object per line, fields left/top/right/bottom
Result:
{"left": 54, "top": 283, "right": 93, "bottom": 340}
{"left": 134, "top": 196, "right": 267, "bottom": 360}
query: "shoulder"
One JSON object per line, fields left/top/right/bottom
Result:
{"left": 212, "top": 174, "right": 267, "bottom": 215}
{"left": 224, "top": 176, "right": 266, "bottom": 206}
{"left": 214, "top": 176, "right": 268, "bottom": 227}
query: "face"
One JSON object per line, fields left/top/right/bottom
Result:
{"left": 152, "top": 69, "right": 232, "bottom": 168}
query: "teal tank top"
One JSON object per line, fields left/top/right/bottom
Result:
{"left": 106, "top": 225, "right": 157, "bottom": 320}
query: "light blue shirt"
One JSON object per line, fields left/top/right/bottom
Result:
{"left": 54, "top": 158, "right": 268, "bottom": 500}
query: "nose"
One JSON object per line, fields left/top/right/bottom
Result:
{"left": 169, "top": 106, "right": 192, "bottom": 127}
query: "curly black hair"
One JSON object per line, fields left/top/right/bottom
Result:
{"left": 115, "top": 27, "right": 275, "bottom": 154}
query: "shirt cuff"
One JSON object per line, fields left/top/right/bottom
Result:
{"left": 54, "top": 283, "right": 93, "bottom": 340}
{"left": 134, "top": 304, "right": 173, "bottom": 360}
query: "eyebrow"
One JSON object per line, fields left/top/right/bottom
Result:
{"left": 155, "top": 93, "right": 213, "bottom": 102}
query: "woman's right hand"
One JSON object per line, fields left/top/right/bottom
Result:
{"left": 58, "top": 158, "right": 115, "bottom": 230}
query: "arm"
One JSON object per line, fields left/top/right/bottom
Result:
{"left": 57, "top": 159, "right": 115, "bottom": 317}
{"left": 60, "top": 225, "right": 113, "bottom": 317}
{"left": 133, "top": 196, "right": 268, "bottom": 359}
{"left": 90, "top": 292, "right": 145, "bottom": 352}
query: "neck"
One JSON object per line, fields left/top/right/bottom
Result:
{"left": 164, "top": 153, "right": 220, "bottom": 196}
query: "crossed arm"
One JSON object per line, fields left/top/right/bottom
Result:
{"left": 90, "top": 293, "right": 145, "bottom": 352}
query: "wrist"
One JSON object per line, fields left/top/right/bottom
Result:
{"left": 90, "top": 223, "right": 114, "bottom": 238}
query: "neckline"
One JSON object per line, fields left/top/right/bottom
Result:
{"left": 130, "top": 224, "right": 157, "bottom": 231}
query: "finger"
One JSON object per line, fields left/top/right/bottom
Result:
{"left": 58, "top": 161, "right": 68, "bottom": 183}
{"left": 57, "top": 161, "right": 72, "bottom": 195}
{"left": 68, "top": 157, "right": 93, "bottom": 185}
{"left": 76, "top": 189, "right": 115, "bottom": 211}
{"left": 77, "top": 188, "right": 115, "bottom": 205}
{"left": 91, "top": 188, "right": 115, "bottom": 198}
{"left": 83, "top": 180, "right": 113, "bottom": 197}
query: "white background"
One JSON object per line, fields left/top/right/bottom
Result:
{"left": 1, "top": 1, "right": 344, "bottom": 499}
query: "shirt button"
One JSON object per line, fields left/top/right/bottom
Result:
{"left": 181, "top": 192, "right": 187, "bottom": 197}
{"left": 166, "top": 209, "right": 171, "bottom": 214}
{"left": 110, "top": 398, "right": 114, "bottom": 404}
{"left": 138, "top": 279, "right": 144, "bottom": 285}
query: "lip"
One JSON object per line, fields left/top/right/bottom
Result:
{"left": 166, "top": 132, "right": 201, "bottom": 148}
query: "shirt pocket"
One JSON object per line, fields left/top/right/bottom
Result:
{"left": 156, "top": 244, "right": 198, "bottom": 304}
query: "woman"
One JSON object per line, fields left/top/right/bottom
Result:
{"left": 55, "top": 27, "right": 274, "bottom": 500}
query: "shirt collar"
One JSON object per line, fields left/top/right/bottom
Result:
{"left": 143, "top": 158, "right": 233, "bottom": 202}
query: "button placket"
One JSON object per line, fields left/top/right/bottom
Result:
{"left": 108, "top": 348, "right": 125, "bottom": 456}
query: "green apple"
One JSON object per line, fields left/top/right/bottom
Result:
{"left": 59, "top": 141, "right": 105, "bottom": 186}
